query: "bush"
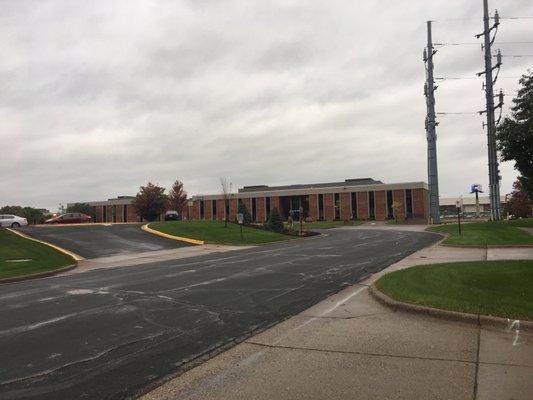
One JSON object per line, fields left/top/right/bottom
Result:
{"left": 237, "top": 201, "right": 252, "bottom": 225}
{"left": 267, "top": 207, "right": 284, "bottom": 233}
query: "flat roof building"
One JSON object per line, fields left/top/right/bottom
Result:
{"left": 69, "top": 178, "right": 429, "bottom": 223}
{"left": 189, "top": 178, "right": 429, "bottom": 222}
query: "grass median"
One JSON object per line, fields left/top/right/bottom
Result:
{"left": 285, "top": 220, "right": 362, "bottom": 230}
{"left": 148, "top": 220, "right": 297, "bottom": 245}
{"left": 376, "top": 260, "right": 533, "bottom": 320}
{"left": 0, "top": 228, "right": 75, "bottom": 280}
{"left": 428, "top": 218, "right": 533, "bottom": 246}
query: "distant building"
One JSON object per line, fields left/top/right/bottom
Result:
{"left": 70, "top": 178, "right": 430, "bottom": 223}
{"left": 439, "top": 195, "right": 507, "bottom": 216}
{"left": 189, "top": 178, "right": 429, "bottom": 222}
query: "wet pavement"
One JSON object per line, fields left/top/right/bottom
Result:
{"left": 20, "top": 224, "right": 190, "bottom": 259}
{"left": 0, "top": 228, "right": 438, "bottom": 399}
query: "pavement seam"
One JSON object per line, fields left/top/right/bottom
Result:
{"left": 244, "top": 340, "right": 477, "bottom": 365}
{"left": 292, "top": 311, "right": 393, "bottom": 320}
{"left": 473, "top": 314, "right": 481, "bottom": 400}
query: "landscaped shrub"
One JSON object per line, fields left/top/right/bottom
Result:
{"left": 267, "top": 207, "right": 284, "bottom": 233}
{"left": 237, "top": 202, "right": 252, "bottom": 225}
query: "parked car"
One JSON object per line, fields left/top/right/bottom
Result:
{"left": 45, "top": 213, "right": 92, "bottom": 224}
{"left": 164, "top": 210, "right": 181, "bottom": 221}
{"left": 0, "top": 214, "right": 28, "bottom": 228}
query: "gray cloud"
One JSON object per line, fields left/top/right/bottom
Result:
{"left": 1, "top": 0, "right": 532, "bottom": 211}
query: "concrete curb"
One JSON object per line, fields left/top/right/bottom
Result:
{"left": 369, "top": 284, "right": 533, "bottom": 333}
{"left": 6, "top": 228, "right": 84, "bottom": 261}
{"left": 0, "top": 263, "right": 77, "bottom": 284}
{"left": 142, "top": 224, "right": 205, "bottom": 245}
{"left": 442, "top": 243, "right": 533, "bottom": 248}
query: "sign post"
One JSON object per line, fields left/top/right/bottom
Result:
{"left": 237, "top": 213, "right": 244, "bottom": 241}
{"left": 469, "top": 184, "right": 483, "bottom": 218}
{"left": 455, "top": 200, "right": 462, "bottom": 235}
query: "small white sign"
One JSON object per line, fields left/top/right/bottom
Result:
{"left": 237, "top": 213, "right": 244, "bottom": 225}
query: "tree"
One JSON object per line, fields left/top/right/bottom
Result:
{"left": 132, "top": 182, "right": 167, "bottom": 221}
{"left": 167, "top": 180, "right": 188, "bottom": 215}
{"left": 267, "top": 207, "right": 284, "bottom": 233}
{"left": 220, "top": 177, "right": 232, "bottom": 228}
{"left": 496, "top": 71, "right": 533, "bottom": 198}
{"left": 67, "top": 203, "right": 93, "bottom": 216}
{"left": 391, "top": 201, "right": 402, "bottom": 223}
{"left": 237, "top": 201, "right": 252, "bottom": 225}
{"left": 504, "top": 180, "right": 532, "bottom": 218}
{"left": 0, "top": 205, "right": 47, "bottom": 224}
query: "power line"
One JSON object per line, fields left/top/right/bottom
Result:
{"left": 498, "top": 16, "right": 533, "bottom": 20}
{"left": 435, "top": 76, "right": 519, "bottom": 80}
{"left": 496, "top": 54, "right": 533, "bottom": 57}
{"left": 435, "top": 41, "right": 533, "bottom": 46}
{"left": 437, "top": 112, "right": 479, "bottom": 115}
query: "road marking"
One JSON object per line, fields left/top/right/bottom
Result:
{"left": 6, "top": 228, "right": 84, "bottom": 261}
{"left": 141, "top": 224, "right": 205, "bottom": 245}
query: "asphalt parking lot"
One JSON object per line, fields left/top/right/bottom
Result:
{"left": 0, "top": 227, "right": 439, "bottom": 399}
{"left": 21, "top": 224, "right": 190, "bottom": 258}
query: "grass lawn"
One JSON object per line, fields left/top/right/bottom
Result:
{"left": 428, "top": 219, "right": 533, "bottom": 246}
{"left": 376, "top": 260, "right": 533, "bottom": 320}
{"left": 286, "top": 220, "right": 362, "bottom": 230}
{"left": 0, "top": 228, "right": 75, "bottom": 279}
{"left": 148, "top": 220, "right": 297, "bottom": 245}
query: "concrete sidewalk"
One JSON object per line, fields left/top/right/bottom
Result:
{"left": 142, "top": 243, "right": 533, "bottom": 400}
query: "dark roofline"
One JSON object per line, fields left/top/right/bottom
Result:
{"left": 238, "top": 178, "right": 383, "bottom": 193}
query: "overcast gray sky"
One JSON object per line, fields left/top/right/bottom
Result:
{"left": 1, "top": 0, "right": 532, "bottom": 212}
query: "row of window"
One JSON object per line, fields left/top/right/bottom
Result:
{"left": 198, "top": 189, "right": 416, "bottom": 221}
{"left": 315, "top": 189, "right": 414, "bottom": 220}
{"left": 97, "top": 204, "right": 129, "bottom": 222}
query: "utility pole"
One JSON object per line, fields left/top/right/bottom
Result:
{"left": 423, "top": 20, "right": 440, "bottom": 224}
{"left": 477, "top": 0, "right": 502, "bottom": 220}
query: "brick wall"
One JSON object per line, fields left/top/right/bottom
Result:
{"left": 216, "top": 199, "right": 225, "bottom": 220}
{"left": 242, "top": 198, "right": 252, "bottom": 216}
{"left": 190, "top": 201, "right": 200, "bottom": 220}
{"left": 256, "top": 197, "right": 265, "bottom": 222}
{"left": 115, "top": 205, "right": 124, "bottom": 222}
{"left": 309, "top": 194, "right": 318, "bottom": 220}
{"left": 393, "top": 190, "right": 406, "bottom": 220}
{"left": 229, "top": 198, "right": 238, "bottom": 221}
{"left": 412, "top": 188, "right": 428, "bottom": 219}
{"left": 324, "top": 193, "right": 334, "bottom": 221}
{"left": 95, "top": 206, "right": 103, "bottom": 222}
{"left": 375, "top": 191, "right": 387, "bottom": 221}
{"left": 202, "top": 200, "right": 209, "bottom": 220}
{"left": 106, "top": 205, "right": 113, "bottom": 223}
{"left": 340, "top": 193, "right": 351, "bottom": 220}
{"left": 357, "top": 192, "right": 369, "bottom": 220}
{"left": 126, "top": 204, "right": 139, "bottom": 222}
{"left": 270, "top": 196, "right": 280, "bottom": 216}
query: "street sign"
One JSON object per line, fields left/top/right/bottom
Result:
{"left": 237, "top": 213, "right": 244, "bottom": 225}
{"left": 469, "top": 183, "right": 483, "bottom": 193}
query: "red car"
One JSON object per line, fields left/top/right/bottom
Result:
{"left": 45, "top": 213, "right": 92, "bottom": 224}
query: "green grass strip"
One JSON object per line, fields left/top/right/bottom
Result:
{"left": 148, "top": 220, "right": 296, "bottom": 245}
{"left": 428, "top": 219, "right": 533, "bottom": 246}
{"left": 376, "top": 260, "right": 533, "bottom": 320}
{"left": 0, "top": 228, "right": 75, "bottom": 279}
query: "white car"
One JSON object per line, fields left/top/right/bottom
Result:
{"left": 0, "top": 214, "right": 28, "bottom": 228}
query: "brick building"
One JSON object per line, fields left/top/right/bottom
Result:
{"left": 71, "top": 178, "right": 428, "bottom": 223}
{"left": 188, "top": 178, "right": 428, "bottom": 223}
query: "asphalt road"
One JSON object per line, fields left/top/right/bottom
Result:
{"left": 0, "top": 228, "right": 439, "bottom": 399}
{"left": 21, "top": 224, "right": 190, "bottom": 258}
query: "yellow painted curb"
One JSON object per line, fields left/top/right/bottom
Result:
{"left": 6, "top": 228, "right": 84, "bottom": 261}
{"left": 141, "top": 224, "right": 204, "bottom": 245}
